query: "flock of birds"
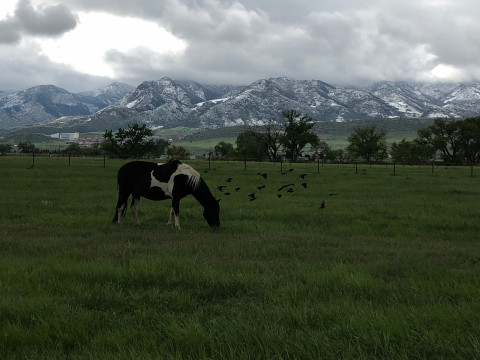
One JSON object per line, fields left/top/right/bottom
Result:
{"left": 214, "top": 168, "right": 336, "bottom": 210}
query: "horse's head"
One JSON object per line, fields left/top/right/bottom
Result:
{"left": 203, "top": 199, "right": 220, "bottom": 228}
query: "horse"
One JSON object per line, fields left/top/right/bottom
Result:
{"left": 112, "top": 159, "right": 220, "bottom": 229}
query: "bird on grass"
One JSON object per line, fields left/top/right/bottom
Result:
{"left": 277, "top": 194, "right": 282, "bottom": 198}
{"left": 288, "top": 168, "right": 294, "bottom": 172}
{"left": 299, "top": 173, "right": 308, "bottom": 179}
{"left": 235, "top": 187, "right": 241, "bottom": 192}
{"left": 329, "top": 193, "right": 339, "bottom": 196}
{"left": 249, "top": 197, "right": 257, "bottom": 202}
{"left": 226, "top": 177, "right": 233, "bottom": 182}
{"left": 320, "top": 200, "right": 326, "bottom": 209}
{"left": 256, "top": 185, "right": 266, "bottom": 191}
{"left": 257, "top": 172, "right": 268, "bottom": 180}
{"left": 278, "top": 183, "right": 295, "bottom": 191}
{"left": 301, "top": 183, "right": 307, "bottom": 189}
{"left": 224, "top": 192, "right": 231, "bottom": 196}
{"left": 287, "top": 188, "right": 294, "bottom": 193}
{"left": 217, "top": 185, "right": 227, "bottom": 191}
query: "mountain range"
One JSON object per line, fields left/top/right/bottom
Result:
{"left": 1, "top": 77, "right": 480, "bottom": 132}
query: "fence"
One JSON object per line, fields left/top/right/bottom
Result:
{"left": 1, "top": 152, "right": 478, "bottom": 177}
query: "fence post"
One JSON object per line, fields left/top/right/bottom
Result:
{"left": 208, "top": 155, "right": 211, "bottom": 171}
{"left": 32, "top": 152, "right": 35, "bottom": 167}
{"left": 280, "top": 158, "right": 283, "bottom": 173}
{"left": 103, "top": 154, "right": 106, "bottom": 168}
{"left": 68, "top": 153, "right": 71, "bottom": 167}
{"left": 244, "top": 156, "right": 247, "bottom": 171}
{"left": 393, "top": 161, "right": 396, "bottom": 176}
{"left": 355, "top": 160, "right": 358, "bottom": 174}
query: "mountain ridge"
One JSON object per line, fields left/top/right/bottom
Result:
{"left": 1, "top": 77, "right": 480, "bottom": 132}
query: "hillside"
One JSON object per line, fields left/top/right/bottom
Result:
{"left": 1, "top": 77, "right": 480, "bottom": 133}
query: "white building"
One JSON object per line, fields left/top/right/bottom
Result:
{"left": 49, "top": 132, "right": 80, "bottom": 141}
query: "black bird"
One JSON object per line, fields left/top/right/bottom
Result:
{"left": 248, "top": 192, "right": 256, "bottom": 198}
{"left": 299, "top": 173, "right": 308, "bottom": 179}
{"left": 329, "top": 193, "right": 339, "bottom": 196}
{"left": 256, "top": 185, "right": 266, "bottom": 191}
{"left": 235, "top": 187, "right": 241, "bottom": 192}
{"left": 288, "top": 168, "right": 294, "bottom": 172}
{"left": 277, "top": 194, "right": 282, "bottom": 198}
{"left": 226, "top": 177, "right": 233, "bottom": 182}
{"left": 301, "top": 182, "right": 307, "bottom": 188}
{"left": 278, "top": 183, "right": 295, "bottom": 191}
{"left": 287, "top": 188, "right": 294, "bottom": 193}
{"left": 217, "top": 185, "right": 227, "bottom": 191}
{"left": 249, "top": 197, "right": 257, "bottom": 202}
{"left": 281, "top": 172, "right": 287, "bottom": 175}
{"left": 224, "top": 192, "right": 231, "bottom": 196}
{"left": 258, "top": 172, "right": 268, "bottom": 180}
{"left": 320, "top": 200, "right": 326, "bottom": 209}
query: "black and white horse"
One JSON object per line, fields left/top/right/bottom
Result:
{"left": 113, "top": 160, "right": 220, "bottom": 229}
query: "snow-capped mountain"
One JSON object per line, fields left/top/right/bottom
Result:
{"left": 0, "top": 83, "right": 134, "bottom": 129}
{"left": 2, "top": 77, "right": 480, "bottom": 131}
{"left": 77, "top": 82, "right": 135, "bottom": 107}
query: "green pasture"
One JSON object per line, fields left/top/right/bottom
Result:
{"left": 1, "top": 156, "right": 480, "bottom": 359}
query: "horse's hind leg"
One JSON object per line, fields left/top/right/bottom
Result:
{"left": 131, "top": 196, "right": 141, "bottom": 225}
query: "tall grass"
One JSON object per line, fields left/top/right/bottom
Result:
{"left": 1, "top": 156, "right": 479, "bottom": 359}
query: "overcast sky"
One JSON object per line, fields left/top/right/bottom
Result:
{"left": 1, "top": 0, "right": 479, "bottom": 92}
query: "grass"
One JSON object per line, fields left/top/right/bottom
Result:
{"left": 1, "top": 156, "right": 480, "bottom": 359}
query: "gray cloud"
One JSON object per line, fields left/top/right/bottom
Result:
{"left": 15, "top": 0, "right": 78, "bottom": 36}
{"left": 2, "top": 0, "right": 480, "bottom": 91}
{"left": 0, "top": 0, "right": 78, "bottom": 44}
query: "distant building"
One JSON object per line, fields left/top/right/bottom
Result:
{"left": 49, "top": 132, "right": 80, "bottom": 141}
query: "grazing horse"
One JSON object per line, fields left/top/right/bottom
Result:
{"left": 113, "top": 160, "right": 220, "bottom": 229}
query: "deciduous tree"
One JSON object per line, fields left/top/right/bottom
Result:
{"left": 346, "top": 126, "right": 388, "bottom": 162}
{"left": 102, "top": 123, "right": 156, "bottom": 158}
{"left": 416, "top": 118, "right": 463, "bottom": 163}
{"left": 280, "top": 110, "right": 319, "bottom": 160}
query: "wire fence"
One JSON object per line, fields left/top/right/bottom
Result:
{"left": 2, "top": 152, "right": 477, "bottom": 177}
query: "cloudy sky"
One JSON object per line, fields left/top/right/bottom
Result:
{"left": 0, "top": 0, "right": 479, "bottom": 92}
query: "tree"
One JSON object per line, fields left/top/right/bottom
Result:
{"left": 346, "top": 126, "right": 388, "bottom": 162}
{"left": 0, "top": 144, "right": 13, "bottom": 155}
{"left": 458, "top": 116, "right": 480, "bottom": 175}
{"left": 65, "top": 143, "right": 82, "bottom": 156}
{"left": 102, "top": 123, "right": 156, "bottom": 158}
{"left": 18, "top": 141, "right": 37, "bottom": 154}
{"left": 315, "top": 141, "right": 337, "bottom": 162}
{"left": 390, "top": 138, "right": 430, "bottom": 163}
{"left": 167, "top": 145, "right": 190, "bottom": 159}
{"left": 246, "top": 119, "right": 284, "bottom": 160}
{"left": 280, "top": 110, "right": 319, "bottom": 160}
{"left": 151, "top": 139, "right": 169, "bottom": 158}
{"left": 416, "top": 118, "right": 463, "bottom": 163}
{"left": 214, "top": 141, "right": 234, "bottom": 159}
{"left": 235, "top": 131, "right": 268, "bottom": 160}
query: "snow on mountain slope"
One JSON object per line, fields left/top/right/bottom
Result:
{"left": 2, "top": 77, "right": 480, "bottom": 131}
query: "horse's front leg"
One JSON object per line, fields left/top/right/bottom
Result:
{"left": 167, "top": 198, "right": 181, "bottom": 229}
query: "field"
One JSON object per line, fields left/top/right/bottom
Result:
{"left": 1, "top": 156, "right": 480, "bottom": 359}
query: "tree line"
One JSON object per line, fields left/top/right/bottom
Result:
{"left": 216, "top": 112, "right": 480, "bottom": 168}
{"left": 2, "top": 112, "right": 479, "bottom": 173}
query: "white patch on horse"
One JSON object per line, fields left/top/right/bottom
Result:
{"left": 149, "top": 163, "right": 200, "bottom": 196}
{"left": 149, "top": 171, "right": 171, "bottom": 195}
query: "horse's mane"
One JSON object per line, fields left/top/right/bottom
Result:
{"left": 174, "top": 162, "right": 201, "bottom": 190}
